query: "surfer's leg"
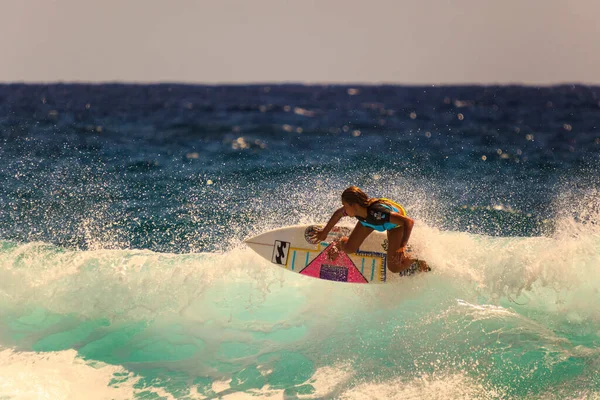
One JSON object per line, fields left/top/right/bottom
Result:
{"left": 329, "top": 222, "right": 373, "bottom": 260}
{"left": 386, "top": 226, "right": 428, "bottom": 273}
{"left": 341, "top": 222, "right": 374, "bottom": 254}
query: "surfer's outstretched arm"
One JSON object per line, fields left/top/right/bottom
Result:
{"left": 310, "top": 207, "right": 345, "bottom": 242}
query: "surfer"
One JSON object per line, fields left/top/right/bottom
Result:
{"left": 310, "top": 186, "right": 429, "bottom": 276}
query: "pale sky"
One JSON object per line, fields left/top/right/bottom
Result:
{"left": 1, "top": 0, "right": 599, "bottom": 84}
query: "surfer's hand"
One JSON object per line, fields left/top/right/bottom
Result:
{"left": 309, "top": 228, "right": 328, "bottom": 244}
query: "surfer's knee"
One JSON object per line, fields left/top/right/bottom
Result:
{"left": 338, "top": 238, "right": 358, "bottom": 254}
{"left": 342, "top": 241, "right": 359, "bottom": 254}
{"left": 335, "top": 237, "right": 357, "bottom": 255}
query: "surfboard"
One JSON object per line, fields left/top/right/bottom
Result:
{"left": 244, "top": 224, "right": 425, "bottom": 284}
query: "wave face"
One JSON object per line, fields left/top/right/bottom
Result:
{"left": 1, "top": 84, "right": 600, "bottom": 399}
{"left": 1, "top": 216, "right": 599, "bottom": 399}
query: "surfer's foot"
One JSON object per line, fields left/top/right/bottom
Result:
{"left": 327, "top": 245, "right": 340, "bottom": 261}
{"left": 327, "top": 240, "right": 345, "bottom": 261}
{"left": 398, "top": 259, "right": 431, "bottom": 277}
{"left": 417, "top": 260, "right": 431, "bottom": 272}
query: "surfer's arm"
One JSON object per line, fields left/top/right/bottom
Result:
{"left": 309, "top": 207, "right": 345, "bottom": 243}
{"left": 311, "top": 207, "right": 346, "bottom": 241}
{"left": 321, "top": 207, "right": 345, "bottom": 235}
{"left": 389, "top": 213, "right": 415, "bottom": 248}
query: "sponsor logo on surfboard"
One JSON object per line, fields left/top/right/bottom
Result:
{"left": 272, "top": 240, "right": 291, "bottom": 265}
{"left": 304, "top": 226, "right": 319, "bottom": 244}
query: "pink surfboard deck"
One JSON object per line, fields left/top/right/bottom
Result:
{"left": 299, "top": 242, "right": 369, "bottom": 283}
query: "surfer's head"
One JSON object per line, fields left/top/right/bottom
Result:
{"left": 342, "top": 186, "right": 369, "bottom": 207}
{"left": 341, "top": 186, "right": 374, "bottom": 217}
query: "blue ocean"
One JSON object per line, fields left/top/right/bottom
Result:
{"left": 0, "top": 84, "right": 599, "bottom": 399}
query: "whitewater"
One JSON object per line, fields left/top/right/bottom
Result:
{"left": 1, "top": 198, "right": 599, "bottom": 398}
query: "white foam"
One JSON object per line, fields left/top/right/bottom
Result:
{"left": 0, "top": 243, "right": 287, "bottom": 321}
{"left": 299, "top": 362, "right": 355, "bottom": 398}
{"left": 409, "top": 221, "right": 600, "bottom": 322}
{"left": 0, "top": 347, "right": 138, "bottom": 400}
{"left": 338, "top": 372, "right": 503, "bottom": 400}
{"left": 209, "top": 362, "right": 355, "bottom": 399}
{"left": 2, "top": 218, "right": 600, "bottom": 326}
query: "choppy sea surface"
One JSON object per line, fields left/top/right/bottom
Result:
{"left": 0, "top": 84, "right": 599, "bottom": 399}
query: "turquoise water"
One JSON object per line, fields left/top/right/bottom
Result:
{"left": 1, "top": 219, "right": 599, "bottom": 398}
